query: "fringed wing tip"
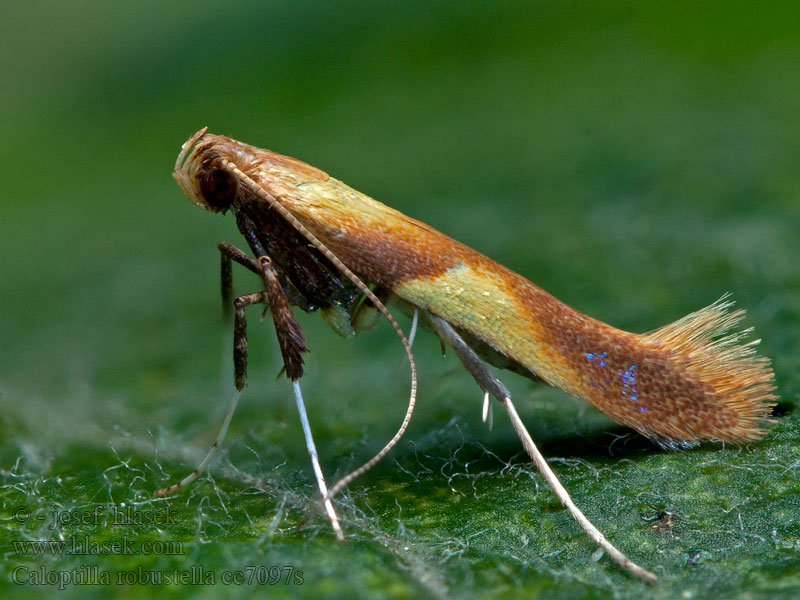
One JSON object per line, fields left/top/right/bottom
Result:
{"left": 640, "top": 296, "right": 777, "bottom": 444}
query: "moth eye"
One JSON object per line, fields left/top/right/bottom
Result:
{"left": 200, "top": 168, "right": 238, "bottom": 211}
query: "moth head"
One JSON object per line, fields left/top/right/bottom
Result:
{"left": 173, "top": 128, "right": 239, "bottom": 213}
{"left": 174, "top": 128, "right": 332, "bottom": 214}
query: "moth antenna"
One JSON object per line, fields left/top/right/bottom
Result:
{"left": 154, "top": 390, "right": 242, "bottom": 497}
{"left": 225, "top": 161, "right": 418, "bottom": 499}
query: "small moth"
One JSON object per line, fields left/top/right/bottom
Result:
{"left": 165, "top": 128, "right": 776, "bottom": 582}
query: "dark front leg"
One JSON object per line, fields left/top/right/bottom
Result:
{"left": 218, "top": 242, "right": 308, "bottom": 387}
{"left": 257, "top": 256, "right": 308, "bottom": 381}
{"left": 232, "top": 291, "right": 267, "bottom": 390}
{"left": 218, "top": 241, "right": 260, "bottom": 325}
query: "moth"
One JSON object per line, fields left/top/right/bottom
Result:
{"left": 165, "top": 127, "right": 776, "bottom": 582}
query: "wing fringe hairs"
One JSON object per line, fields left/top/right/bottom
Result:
{"left": 639, "top": 295, "right": 776, "bottom": 447}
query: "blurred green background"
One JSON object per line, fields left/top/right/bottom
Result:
{"left": 1, "top": 2, "right": 798, "bottom": 598}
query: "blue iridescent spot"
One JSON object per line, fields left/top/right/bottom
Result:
{"left": 619, "top": 364, "right": 639, "bottom": 403}
{"left": 585, "top": 351, "right": 608, "bottom": 365}
{"left": 640, "top": 407, "right": 647, "bottom": 412}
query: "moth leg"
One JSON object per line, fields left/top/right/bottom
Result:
{"left": 219, "top": 241, "right": 309, "bottom": 382}
{"left": 424, "top": 313, "right": 510, "bottom": 406}
{"left": 204, "top": 254, "right": 344, "bottom": 539}
{"left": 393, "top": 308, "right": 420, "bottom": 375}
{"left": 154, "top": 289, "right": 267, "bottom": 499}
{"left": 154, "top": 389, "right": 243, "bottom": 498}
{"left": 232, "top": 291, "right": 269, "bottom": 391}
{"left": 218, "top": 241, "right": 260, "bottom": 325}
{"left": 291, "top": 379, "right": 344, "bottom": 542}
{"left": 407, "top": 307, "right": 420, "bottom": 349}
{"left": 154, "top": 274, "right": 309, "bottom": 502}
{"left": 255, "top": 256, "right": 343, "bottom": 542}
{"left": 154, "top": 245, "right": 263, "bottom": 498}
{"left": 424, "top": 312, "right": 657, "bottom": 583}
{"left": 157, "top": 249, "right": 342, "bottom": 541}
{"left": 154, "top": 258, "right": 298, "bottom": 499}
{"left": 255, "top": 256, "right": 307, "bottom": 380}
